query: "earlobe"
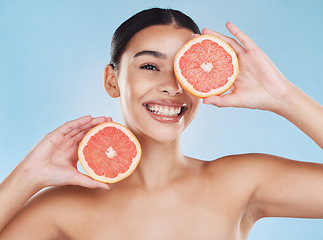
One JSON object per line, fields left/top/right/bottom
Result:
{"left": 104, "top": 64, "right": 120, "bottom": 98}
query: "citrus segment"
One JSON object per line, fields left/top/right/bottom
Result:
{"left": 78, "top": 122, "right": 141, "bottom": 183}
{"left": 174, "top": 35, "right": 239, "bottom": 98}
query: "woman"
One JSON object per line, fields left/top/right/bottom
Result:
{"left": 1, "top": 8, "right": 322, "bottom": 239}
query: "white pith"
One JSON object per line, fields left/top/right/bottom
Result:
{"left": 105, "top": 146, "right": 117, "bottom": 158}
{"left": 146, "top": 104, "right": 182, "bottom": 116}
{"left": 200, "top": 62, "right": 213, "bottom": 73}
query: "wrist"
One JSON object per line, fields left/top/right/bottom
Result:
{"left": 270, "top": 82, "right": 300, "bottom": 117}
{"left": 272, "top": 83, "right": 323, "bottom": 148}
{"left": 12, "top": 163, "right": 46, "bottom": 193}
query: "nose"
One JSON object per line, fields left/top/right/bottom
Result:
{"left": 158, "top": 72, "right": 184, "bottom": 96}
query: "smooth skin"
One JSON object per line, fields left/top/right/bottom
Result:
{"left": 0, "top": 22, "right": 323, "bottom": 240}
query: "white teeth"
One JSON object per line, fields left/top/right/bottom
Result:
{"left": 146, "top": 104, "right": 182, "bottom": 116}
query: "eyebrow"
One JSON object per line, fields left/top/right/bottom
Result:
{"left": 133, "top": 50, "right": 167, "bottom": 59}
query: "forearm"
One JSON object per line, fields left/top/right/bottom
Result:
{"left": 0, "top": 165, "right": 42, "bottom": 231}
{"left": 275, "top": 84, "right": 323, "bottom": 149}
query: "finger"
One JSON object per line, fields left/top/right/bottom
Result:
{"left": 106, "top": 117, "right": 113, "bottom": 122}
{"left": 67, "top": 116, "right": 108, "bottom": 138}
{"left": 72, "top": 124, "right": 99, "bottom": 144}
{"left": 70, "top": 172, "right": 110, "bottom": 189}
{"left": 226, "top": 22, "right": 257, "bottom": 51}
{"left": 56, "top": 115, "right": 93, "bottom": 136}
{"left": 67, "top": 116, "right": 113, "bottom": 139}
{"left": 203, "top": 94, "right": 243, "bottom": 108}
{"left": 71, "top": 116, "right": 114, "bottom": 143}
{"left": 202, "top": 28, "right": 246, "bottom": 54}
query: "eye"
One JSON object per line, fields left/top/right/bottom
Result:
{"left": 140, "top": 64, "right": 159, "bottom": 71}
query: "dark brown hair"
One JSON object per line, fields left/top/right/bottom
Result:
{"left": 110, "top": 8, "right": 201, "bottom": 70}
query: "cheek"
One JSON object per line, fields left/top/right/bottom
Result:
{"left": 192, "top": 97, "right": 201, "bottom": 107}
{"left": 118, "top": 71, "right": 149, "bottom": 116}
{"left": 119, "top": 74, "right": 142, "bottom": 102}
{"left": 119, "top": 70, "right": 158, "bottom": 101}
{"left": 188, "top": 96, "right": 201, "bottom": 117}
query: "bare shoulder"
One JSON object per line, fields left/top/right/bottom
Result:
{"left": 196, "top": 153, "right": 300, "bottom": 223}
{"left": 207, "top": 152, "right": 321, "bottom": 178}
{"left": 203, "top": 152, "right": 295, "bottom": 175}
{"left": 188, "top": 153, "right": 277, "bottom": 192}
{"left": 198, "top": 153, "right": 300, "bottom": 202}
{"left": 200, "top": 153, "right": 323, "bottom": 217}
{"left": 2, "top": 185, "right": 107, "bottom": 239}
{"left": 32, "top": 184, "right": 106, "bottom": 204}
{"left": 22, "top": 185, "right": 104, "bottom": 212}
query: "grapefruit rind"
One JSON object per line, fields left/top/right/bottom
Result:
{"left": 174, "top": 34, "right": 239, "bottom": 98}
{"left": 78, "top": 122, "right": 141, "bottom": 183}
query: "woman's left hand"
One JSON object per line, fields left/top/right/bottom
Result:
{"left": 203, "top": 22, "right": 294, "bottom": 113}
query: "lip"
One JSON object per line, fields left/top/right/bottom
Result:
{"left": 143, "top": 99, "right": 187, "bottom": 107}
{"left": 142, "top": 99, "right": 188, "bottom": 123}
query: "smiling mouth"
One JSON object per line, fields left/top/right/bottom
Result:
{"left": 143, "top": 103, "right": 187, "bottom": 117}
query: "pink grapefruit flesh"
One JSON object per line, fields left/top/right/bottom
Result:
{"left": 78, "top": 122, "right": 141, "bottom": 183}
{"left": 174, "top": 34, "right": 239, "bottom": 98}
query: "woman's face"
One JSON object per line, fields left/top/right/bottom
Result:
{"left": 115, "top": 24, "right": 201, "bottom": 143}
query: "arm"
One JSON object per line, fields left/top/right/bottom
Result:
{"left": 204, "top": 22, "right": 323, "bottom": 148}
{"left": 252, "top": 153, "right": 323, "bottom": 219}
{"left": 0, "top": 116, "right": 110, "bottom": 235}
{"left": 275, "top": 85, "right": 323, "bottom": 148}
{"left": 204, "top": 23, "right": 323, "bottom": 218}
{"left": 255, "top": 86, "right": 323, "bottom": 218}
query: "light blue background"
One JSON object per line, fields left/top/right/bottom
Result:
{"left": 1, "top": 0, "right": 323, "bottom": 239}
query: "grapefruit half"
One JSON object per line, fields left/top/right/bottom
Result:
{"left": 174, "top": 34, "right": 239, "bottom": 98}
{"left": 78, "top": 122, "right": 141, "bottom": 183}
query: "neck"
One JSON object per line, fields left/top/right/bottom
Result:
{"left": 127, "top": 135, "right": 188, "bottom": 189}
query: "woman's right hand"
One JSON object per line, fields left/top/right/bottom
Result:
{"left": 202, "top": 22, "right": 293, "bottom": 113}
{"left": 18, "top": 115, "right": 111, "bottom": 190}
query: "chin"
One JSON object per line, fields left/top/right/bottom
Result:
{"left": 150, "top": 131, "right": 182, "bottom": 143}
{"left": 132, "top": 122, "right": 184, "bottom": 144}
